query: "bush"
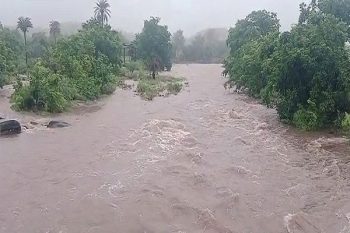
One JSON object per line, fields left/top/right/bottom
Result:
{"left": 12, "top": 63, "right": 72, "bottom": 112}
{"left": 125, "top": 61, "right": 144, "bottom": 74}
{"left": 101, "top": 74, "right": 118, "bottom": 95}
{"left": 293, "top": 108, "right": 320, "bottom": 131}
{"left": 136, "top": 76, "right": 183, "bottom": 100}
{"left": 137, "top": 78, "right": 164, "bottom": 100}
{"left": 166, "top": 82, "right": 182, "bottom": 94}
{"left": 11, "top": 20, "right": 124, "bottom": 112}
{"left": 342, "top": 113, "right": 350, "bottom": 131}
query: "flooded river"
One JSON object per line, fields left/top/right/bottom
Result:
{"left": 0, "top": 64, "right": 350, "bottom": 233}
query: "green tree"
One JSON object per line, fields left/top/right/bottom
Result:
{"left": 224, "top": 8, "right": 350, "bottom": 130}
{"left": 0, "top": 26, "right": 23, "bottom": 82}
{"left": 17, "top": 17, "right": 33, "bottom": 67}
{"left": 269, "top": 13, "right": 350, "bottom": 129}
{"left": 227, "top": 10, "right": 280, "bottom": 56}
{"left": 49, "top": 21, "right": 61, "bottom": 44}
{"left": 318, "top": 0, "right": 350, "bottom": 25}
{"left": 225, "top": 10, "right": 280, "bottom": 86}
{"left": 135, "top": 17, "right": 172, "bottom": 73}
{"left": 29, "top": 32, "right": 49, "bottom": 59}
{"left": 0, "top": 41, "right": 7, "bottom": 88}
{"left": 94, "top": 0, "right": 111, "bottom": 27}
{"left": 172, "top": 30, "right": 185, "bottom": 62}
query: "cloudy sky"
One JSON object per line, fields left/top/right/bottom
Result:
{"left": 0, "top": 0, "right": 303, "bottom": 35}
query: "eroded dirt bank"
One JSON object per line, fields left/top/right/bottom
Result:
{"left": 0, "top": 64, "right": 349, "bottom": 233}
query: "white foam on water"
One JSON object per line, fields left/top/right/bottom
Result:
{"left": 284, "top": 213, "right": 297, "bottom": 233}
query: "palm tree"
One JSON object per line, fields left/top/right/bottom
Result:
{"left": 17, "top": 17, "right": 33, "bottom": 66}
{"left": 94, "top": 0, "right": 111, "bottom": 27}
{"left": 49, "top": 21, "right": 61, "bottom": 44}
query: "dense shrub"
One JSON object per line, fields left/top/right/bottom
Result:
{"left": 225, "top": 5, "right": 350, "bottom": 130}
{"left": 12, "top": 20, "right": 123, "bottom": 112}
{"left": 12, "top": 63, "right": 73, "bottom": 112}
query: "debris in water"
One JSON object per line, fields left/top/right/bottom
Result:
{"left": 47, "top": 120, "right": 71, "bottom": 128}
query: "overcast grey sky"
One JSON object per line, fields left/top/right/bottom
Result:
{"left": 0, "top": 0, "right": 303, "bottom": 35}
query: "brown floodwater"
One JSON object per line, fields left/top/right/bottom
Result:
{"left": 0, "top": 64, "right": 350, "bottom": 233}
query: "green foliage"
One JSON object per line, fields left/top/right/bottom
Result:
{"left": 227, "top": 10, "right": 280, "bottom": 57}
{"left": 136, "top": 76, "right": 183, "bottom": 100}
{"left": 166, "top": 82, "right": 182, "bottom": 95}
{"left": 299, "top": 0, "right": 350, "bottom": 38}
{"left": 224, "top": 10, "right": 281, "bottom": 96}
{"left": 137, "top": 78, "right": 164, "bottom": 100}
{"left": 172, "top": 30, "right": 185, "bottom": 62}
{"left": 29, "top": 32, "right": 49, "bottom": 59}
{"left": 12, "top": 18, "right": 123, "bottom": 112}
{"left": 125, "top": 61, "right": 144, "bottom": 75}
{"left": 135, "top": 17, "right": 172, "bottom": 71}
{"left": 318, "top": 0, "right": 350, "bottom": 26}
{"left": 49, "top": 21, "right": 61, "bottom": 43}
{"left": 292, "top": 101, "right": 320, "bottom": 130}
{"left": 94, "top": 0, "right": 111, "bottom": 27}
{"left": 225, "top": 8, "right": 350, "bottom": 130}
{"left": 12, "top": 62, "right": 72, "bottom": 112}
{"left": 17, "top": 17, "right": 33, "bottom": 66}
{"left": 0, "top": 27, "right": 23, "bottom": 74}
{"left": 342, "top": 113, "right": 350, "bottom": 131}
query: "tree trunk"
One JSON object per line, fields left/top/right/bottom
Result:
{"left": 24, "top": 31, "right": 28, "bottom": 67}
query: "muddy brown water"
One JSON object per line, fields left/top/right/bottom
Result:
{"left": 0, "top": 64, "right": 350, "bottom": 233}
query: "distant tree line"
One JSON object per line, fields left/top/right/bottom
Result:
{"left": 224, "top": 0, "right": 350, "bottom": 131}
{"left": 172, "top": 28, "right": 228, "bottom": 64}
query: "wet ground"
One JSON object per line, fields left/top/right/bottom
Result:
{"left": 0, "top": 64, "right": 349, "bottom": 233}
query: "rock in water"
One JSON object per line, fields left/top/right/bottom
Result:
{"left": 0, "top": 120, "right": 22, "bottom": 135}
{"left": 47, "top": 120, "right": 71, "bottom": 129}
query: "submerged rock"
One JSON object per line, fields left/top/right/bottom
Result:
{"left": 0, "top": 120, "right": 22, "bottom": 135}
{"left": 47, "top": 120, "right": 71, "bottom": 129}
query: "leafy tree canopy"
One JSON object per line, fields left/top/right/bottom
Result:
{"left": 135, "top": 17, "right": 172, "bottom": 71}
{"left": 227, "top": 10, "right": 280, "bottom": 56}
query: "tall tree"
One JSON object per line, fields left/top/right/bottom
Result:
{"left": 17, "top": 17, "right": 33, "bottom": 67}
{"left": 135, "top": 17, "right": 172, "bottom": 74}
{"left": 94, "top": 0, "right": 111, "bottom": 27}
{"left": 49, "top": 21, "right": 61, "bottom": 44}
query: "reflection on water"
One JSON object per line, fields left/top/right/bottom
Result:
{"left": 0, "top": 64, "right": 349, "bottom": 233}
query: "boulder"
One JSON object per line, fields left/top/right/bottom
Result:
{"left": 47, "top": 120, "right": 71, "bottom": 129}
{"left": 0, "top": 120, "right": 22, "bottom": 135}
